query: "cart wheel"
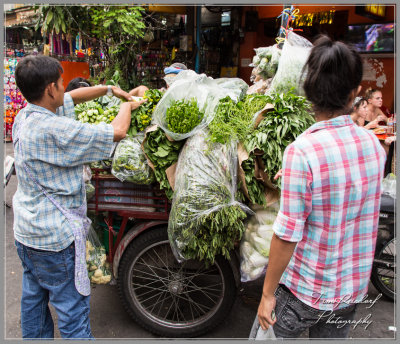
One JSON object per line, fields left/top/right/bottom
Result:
{"left": 371, "top": 237, "right": 395, "bottom": 301}
{"left": 117, "top": 226, "right": 237, "bottom": 338}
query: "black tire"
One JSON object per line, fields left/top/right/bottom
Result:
{"left": 371, "top": 238, "right": 395, "bottom": 301}
{"left": 117, "top": 226, "right": 237, "bottom": 338}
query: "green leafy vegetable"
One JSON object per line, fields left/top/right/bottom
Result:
{"left": 112, "top": 134, "right": 155, "bottom": 185}
{"left": 166, "top": 98, "right": 204, "bottom": 134}
{"left": 207, "top": 94, "right": 270, "bottom": 145}
{"left": 128, "top": 89, "right": 163, "bottom": 136}
{"left": 168, "top": 131, "right": 248, "bottom": 264}
{"left": 142, "top": 128, "right": 184, "bottom": 199}
{"left": 244, "top": 92, "right": 315, "bottom": 189}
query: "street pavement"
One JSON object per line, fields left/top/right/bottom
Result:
{"left": 3, "top": 142, "right": 396, "bottom": 339}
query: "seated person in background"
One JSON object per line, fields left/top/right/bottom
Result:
{"left": 65, "top": 77, "right": 91, "bottom": 92}
{"left": 350, "top": 96, "right": 368, "bottom": 126}
{"left": 364, "top": 88, "right": 388, "bottom": 129}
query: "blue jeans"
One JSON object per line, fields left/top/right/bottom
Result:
{"left": 15, "top": 240, "right": 94, "bottom": 339}
{"left": 272, "top": 284, "right": 357, "bottom": 338}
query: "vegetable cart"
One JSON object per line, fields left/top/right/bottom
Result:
{"left": 88, "top": 167, "right": 241, "bottom": 338}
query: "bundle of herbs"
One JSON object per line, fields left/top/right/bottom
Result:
{"left": 207, "top": 94, "right": 270, "bottom": 145}
{"left": 142, "top": 127, "right": 184, "bottom": 199}
{"left": 168, "top": 130, "right": 250, "bottom": 264}
{"left": 166, "top": 98, "right": 204, "bottom": 134}
{"left": 244, "top": 92, "right": 315, "bottom": 190}
{"left": 128, "top": 89, "right": 163, "bottom": 136}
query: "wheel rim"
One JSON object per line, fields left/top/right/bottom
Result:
{"left": 127, "top": 239, "right": 226, "bottom": 330}
{"left": 375, "top": 238, "right": 396, "bottom": 296}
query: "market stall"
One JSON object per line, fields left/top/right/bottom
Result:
{"left": 75, "top": 8, "right": 325, "bottom": 336}
{"left": 4, "top": 57, "right": 27, "bottom": 141}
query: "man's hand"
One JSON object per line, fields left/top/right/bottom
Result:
{"left": 129, "top": 98, "right": 147, "bottom": 110}
{"left": 110, "top": 99, "right": 147, "bottom": 142}
{"left": 111, "top": 86, "right": 132, "bottom": 102}
{"left": 258, "top": 294, "right": 277, "bottom": 330}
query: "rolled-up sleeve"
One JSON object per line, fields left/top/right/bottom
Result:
{"left": 273, "top": 143, "right": 312, "bottom": 242}
{"left": 56, "top": 93, "right": 76, "bottom": 119}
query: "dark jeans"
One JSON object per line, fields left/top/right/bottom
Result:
{"left": 15, "top": 240, "right": 94, "bottom": 339}
{"left": 272, "top": 284, "right": 357, "bottom": 339}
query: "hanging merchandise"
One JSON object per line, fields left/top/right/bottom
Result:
{"left": 135, "top": 49, "right": 170, "bottom": 89}
{"left": 4, "top": 58, "right": 27, "bottom": 141}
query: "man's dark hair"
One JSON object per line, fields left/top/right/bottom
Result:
{"left": 65, "top": 77, "right": 92, "bottom": 92}
{"left": 15, "top": 55, "right": 63, "bottom": 103}
{"left": 302, "top": 35, "right": 363, "bottom": 116}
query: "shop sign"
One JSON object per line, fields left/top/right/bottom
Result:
{"left": 356, "top": 5, "right": 386, "bottom": 19}
{"left": 292, "top": 10, "right": 335, "bottom": 27}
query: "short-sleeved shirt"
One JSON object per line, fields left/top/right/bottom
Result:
{"left": 273, "top": 115, "right": 386, "bottom": 311}
{"left": 12, "top": 93, "right": 114, "bottom": 251}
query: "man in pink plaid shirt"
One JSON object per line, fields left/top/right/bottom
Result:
{"left": 255, "top": 36, "right": 386, "bottom": 338}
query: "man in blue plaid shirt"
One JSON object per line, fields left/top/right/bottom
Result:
{"left": 12, "top": 55, "right": 145, "bottom": 339}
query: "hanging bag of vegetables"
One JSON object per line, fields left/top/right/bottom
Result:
{"left": 86, "top": 226, "right": 112, "bottom": 284}
{"left": 111, "top": 133, "right": 155, "bottom": 185}
{"left": 266, "top": 31, "right": 312, "bottom": 96}
{"left": 168, "top": 129, "right": 253, "bottom": 264}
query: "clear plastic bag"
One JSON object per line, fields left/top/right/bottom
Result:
{"left": 249, "top": 316, "right": 276, "bottom": 340}
{"left": 85, "top": 182, "right": 95, "bottom": 200}
{"left": 168, "top": 129, "right": 252, "bottom": 263}
{"left": 111, "top": 133, "right": 155, "bottom": 185}
{"left": 266, "top": 31, "right": 312, "bottom": 96}
{"left": 240, "top": 203, "right": 279, "bottom": 282}
{"left": 382, "top": 173, "right": 396, "bottom": 198}
{"left": 214, "top": 77, "right": 249, "bottom": 102}
{"left": 152, "top": 70, "right": 236, "bottom": 141}
{"left": 83, "top": 164, "right": 92, "bottom": 183}
{"left": 86, "top": 226, "right": 112, "bottom": 284}
{"left": 250, "top": 45, "right": 281, "bottom": 80}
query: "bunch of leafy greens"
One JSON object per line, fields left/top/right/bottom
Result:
{"left": 128, "top": 89, "right": 164, "bottom": 136}
{"left": 168, "top": 131, "right": 247, "bottom": 265}
{"left": 207, "top": 94, "right": 270, "bottom": 145}
{"left": 142, "top": 128, "right": 184, "bottom": 199}
{"left": 241, "top": 152, "right": 266, "bottom": 206}
{"left": 111, "top": 134, "right": 155, "bottom": 185}
{"left": 166, "top": 98, "right": 204, "bottom": 134}
{"left": 244, "top": 92, "right": 315, "bottom": 189}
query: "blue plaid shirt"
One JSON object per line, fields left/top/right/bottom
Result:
{"left": 12, "top": 93, "right": 114, "bottom": 251}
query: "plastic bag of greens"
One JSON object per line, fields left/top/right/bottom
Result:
{"left": 214, "top": 77, "right": 249, "bottom": 102}
{"left": 111, "top": 133, "right": 155, "bottom": 185}
{"left": 152, "top": 70, "right": 234, "bottom": 141}
{"left": 168, "top": 129, "right": 252, "bottom": 263}
{"left": 85, "top": 182, "right": 95, "bottom": 201}
{"left": 266, "top": 31, "right": 312, "bottom": 96}
{"left": 240, "top": 204, "right": 279, "bottom": 282}
{"left": 86, "top": 225, "right": 112, "bottom": 284}
{"left": 250, "top": 45, "right": 281, "bottom": 80}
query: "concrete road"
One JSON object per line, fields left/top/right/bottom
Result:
{"left": 4, "top": 142, "right": 396, "bottom": 339}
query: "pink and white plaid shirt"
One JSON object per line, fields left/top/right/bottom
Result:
{"left": 273, "top": 115, "right": 386, "bottom": 310}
